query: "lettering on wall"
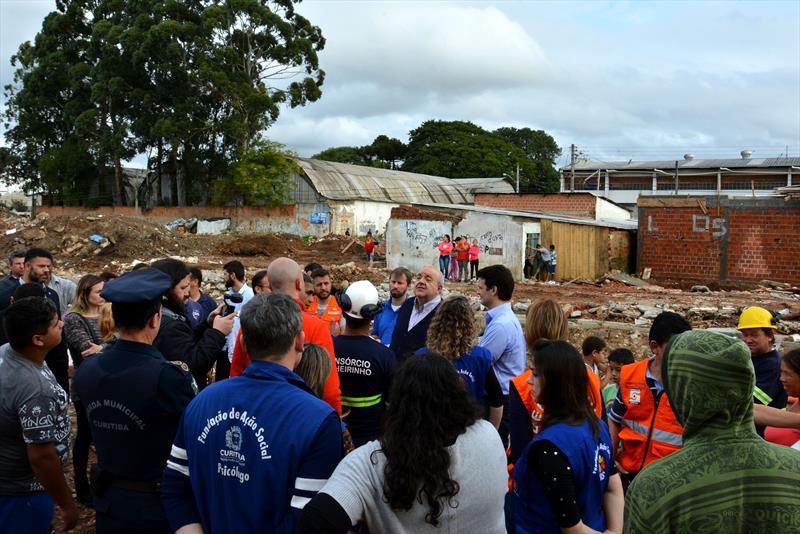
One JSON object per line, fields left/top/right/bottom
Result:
{"left": 478, "top": 230, "right": 504, "bottom": 255}
{"left": 647, "top": 215, "right": 658, "bottom": 233}
{"left": 403, "top": 221, "right": 441, "bottom": 245}
{"left": 692, "top": 214, "right": 727, "bottom": 237}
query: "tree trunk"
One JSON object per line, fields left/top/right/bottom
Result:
{"left": 113, "top": 152, "right": 124, "bottom": 206}
{"left": 176, "top": 145, "right": 187, "bottom": 206}
{"left": 171, "top": 145, "right": 179, "bottom": 207}
{"left": 157, "top": 138, "right": 163, "bottom": 205}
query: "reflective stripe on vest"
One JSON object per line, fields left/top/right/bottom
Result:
{"left": 621, "top": 418, "right": 683, "bottom": 447}
{"left": 341, "top": 393, "right": 383, "bottom": 408}
{"left": 753, "top": 385, "right": 773, "bottom": 405}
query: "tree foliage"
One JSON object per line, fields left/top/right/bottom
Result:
{"left": 2, "top": 0, "right": 324, "bottom": 206}
{"left": 312, "top": 121, "right": 560, "bottom": 192}
{"left": 211, "top": 141, "right": 299, "bottom": 207}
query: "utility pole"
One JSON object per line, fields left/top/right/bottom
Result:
{"left": 674, "top": 160, "right": 679, "bottom": 194}
{"left": 569, "top": 144, "right": 577, "bottom": 192}
{"left": 515, "top": 161, "right": 520, "bottom": 194}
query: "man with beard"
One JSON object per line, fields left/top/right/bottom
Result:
{"left": 222, "top": 260, "right": 254, "bottom": 364}
{"left": 389, "top": 266, "right": 442, "bottom": 363}
{"left": 6, "top": 251, "right": 25, "bottom": 282}
{"left": 308, "top": 268, "right": 343, "bottom": 336}
{"left": 11, "top": 249, "right": 70, "bottom": 396}
{"left": 151, "top": 259, "right": 234, "bottom": 387}
{"left": 371, "top": 267, "right": 411, "bottom": 346}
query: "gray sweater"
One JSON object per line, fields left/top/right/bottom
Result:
{"left": 320, "top": 419, "right": 507, "bottom": 533}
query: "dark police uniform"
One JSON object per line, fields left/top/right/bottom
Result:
{"left": 73, "top": 269, "right": 196, "bottom": 534}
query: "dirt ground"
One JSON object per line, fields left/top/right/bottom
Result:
{"left": 3, "top": 209, "right": 798, "bottom": 531}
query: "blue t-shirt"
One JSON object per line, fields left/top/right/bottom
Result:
{"left": 415, "top": 346, "right": 493, "bottom": 405}
{"left": 370, "top": 303, "right": 403, "bottom": 346}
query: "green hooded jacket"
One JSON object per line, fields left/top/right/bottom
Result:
{"left": 624, "top": 330, "right": 800, "bottom": 534}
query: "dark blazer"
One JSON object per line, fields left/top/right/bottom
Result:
{"left": 389, "top": 296, "right": 440, "bottom": 363}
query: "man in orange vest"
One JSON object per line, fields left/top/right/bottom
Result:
{"left": 229, "top": 258, "right": 341, "bottom": 415}
{"left": 607, "top": 311, "right": 691, "bottom": 485}
{"left": 308, "top": 267, "right": 343, "bottom": 336}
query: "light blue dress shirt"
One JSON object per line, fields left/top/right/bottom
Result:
{"left": 479, "top": 302, "right": 527, "bottom": 395}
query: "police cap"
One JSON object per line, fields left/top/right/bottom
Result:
{"left": 100, "top": 268, "right": 172, "bottom": 304}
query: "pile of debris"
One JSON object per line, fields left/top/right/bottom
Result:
{"left": 0, "top": 212, "right": 183, "bottom": 270}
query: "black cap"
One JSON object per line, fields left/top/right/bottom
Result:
{"left": 100, "top": 268, "right": 171, "bottom": 304}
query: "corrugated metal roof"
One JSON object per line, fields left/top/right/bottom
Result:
{"left": 412, "top": 202, "right": 638, "bottom": 230}
{"left": 564, "top": 157, "right": 800, "bottom": 172}
{"left": 452, "top": 178, "right": 516, "bottom": 195}
{"left": 297, "top": 158, "right": 502, "bottom": 204}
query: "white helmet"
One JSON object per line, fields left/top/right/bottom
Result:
{"left": 339, "top": 280, "right": 383, "bottom": 320}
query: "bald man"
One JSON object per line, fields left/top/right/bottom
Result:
{"left": 229, "top": 258, "right": 341, "bottom": 414}
{"left": 389, "top": 266, "right": 443, "bottom": 363}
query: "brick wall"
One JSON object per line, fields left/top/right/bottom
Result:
{"left": 474, "top": 194, "right": 596, "bottom": 217}
{"left": 637, "top": 197, "right": 800, "bottom": 284}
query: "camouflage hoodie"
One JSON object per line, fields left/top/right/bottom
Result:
{"left": 624, "top": 330, "right": 800, "bottom": 534}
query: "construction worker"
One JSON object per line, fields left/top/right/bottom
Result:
{"left": 229, "top": 258, "right": 341, "bottom": 415}
{"left": 738, "top": 306, "right": 787, "bottom": 435}
{"left": 607, "top": 311, "right": 691, "bottom": 486}
{"left": 308, "top": 268, "right": 343, "bottom": 336}
{"left": 334, "top": 280, "right": 396, "bottom": 447}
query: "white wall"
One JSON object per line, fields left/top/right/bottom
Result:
{"left": 454, "top": 211, "right": 525, "bottom": 279}
{"left": 595, "top": 197, "right": 633, "bottom": 220}
{"left": 330, "top": 200, "right": 397, "bottom": 236}
{"left": 386, "top": 219, "right": 453, "bottom": 273}
{"left": 387, "top": 212, "right": 526, "bottom": 279}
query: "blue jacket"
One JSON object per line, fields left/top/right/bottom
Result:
{"left": 161, "top": 360, "right": 342, "bottom": 534}
{"left": 370, "top": 302, "right": 404, "bottom": 346}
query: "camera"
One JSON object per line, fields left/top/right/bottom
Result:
{"left": 223, "top": 291, "right": 244, "bottom": 315}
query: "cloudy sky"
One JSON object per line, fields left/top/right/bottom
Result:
{"left": 2, "top": 0, "right": 799, "bottom": 167}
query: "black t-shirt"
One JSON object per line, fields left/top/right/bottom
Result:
{"left": 333, "top": 335, "right": 396, "bottom": 447}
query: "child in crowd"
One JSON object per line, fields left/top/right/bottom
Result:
{"left": 602, "top": 348, "right": 635, "bottom": 410}
{"left": 581, "top": 335, "right": 608, "bottom": 376}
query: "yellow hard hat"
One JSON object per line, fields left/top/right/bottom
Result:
{"left": 737, "top": 306, "right": 777, "bottom": 330}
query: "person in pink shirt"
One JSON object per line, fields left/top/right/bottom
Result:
{"left": 765, "top": 348, "right": 800, "bottom": 449}
{"left": 438, "top": 235, "right": 453, "bottom": 277}
{"left": 469, "top": 239, "right": 481, "bottom": 281}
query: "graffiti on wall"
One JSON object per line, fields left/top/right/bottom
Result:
{"left": 692, "top": 214, "right": 727, "bottom": 237}
{"left": 478, "top": 230, "right": 504, "bottom": 255}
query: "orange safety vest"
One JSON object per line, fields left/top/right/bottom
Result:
{"left": 307, "top": 296, "right": 343, "bottom": 324}
{"left": 617, "top": 359, "right": 683, "bottom": 474}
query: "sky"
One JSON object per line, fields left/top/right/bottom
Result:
{"left": 1, "top": 0, "right": 799, "bottom": 169}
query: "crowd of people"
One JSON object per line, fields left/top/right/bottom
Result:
{"left": 0, "top": 245, "right": 799, "bottom": 534}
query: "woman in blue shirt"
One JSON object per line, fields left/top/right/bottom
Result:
{"left": 418, "top": 296, "right": 504, "bottom": 429}
{"left": 510, "top": 339, "right": 623, "bottom": 534}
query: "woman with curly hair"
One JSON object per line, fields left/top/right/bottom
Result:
{"left": 296, "top": 354, "right": 507, "bottom": 533}
{"left": 418, "top": 295, "right": 504, "bottom": 428}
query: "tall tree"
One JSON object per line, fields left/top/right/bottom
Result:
{"left": 366, "top": 134, "right": 407, "bottom": 169}
{"left": 494, "top": 126, "right": 561, "bottom": 192}
{"left": 3, "top": 0, "right": 324, "bottom": 206}
{"left": 401, "top": 120, "right": 559, "bottom": 192}
{"left": 311, "top": 146, "right": 389, "bottom": 168}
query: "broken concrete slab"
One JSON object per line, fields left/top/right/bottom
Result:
{"left": 197, "top": 218, "right": 231, "bottom": 234}
{"left": 690, "top": 285, "right": 712, "bottom": 293}
{"left": 606, "top": 270, "right": 651, "bottom": 288}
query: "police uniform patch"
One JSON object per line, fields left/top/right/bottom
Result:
{"left": 167, "top": 360, "right": 190, "bottom": 373}
{"left": 166, "top": 360, "right": 198, "bottom": 394}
